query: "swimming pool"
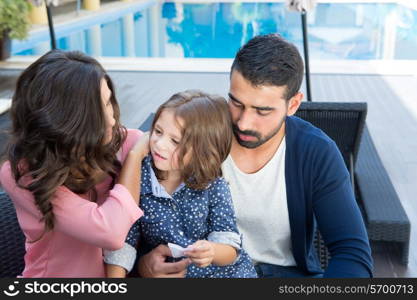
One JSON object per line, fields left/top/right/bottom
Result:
{"left": 11, "top": 1, "right": 417, "bottom": 60}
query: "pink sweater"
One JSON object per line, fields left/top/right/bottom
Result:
{"left": 0, "top": 129, "right": 143, "bottom": 277}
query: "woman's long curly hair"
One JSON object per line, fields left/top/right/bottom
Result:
{"left": 7, "top": 50, "right": 126, "bottom": 239}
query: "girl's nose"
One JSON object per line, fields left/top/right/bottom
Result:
{"left": 155, "top": 136, "right": 168, "bottom": 150}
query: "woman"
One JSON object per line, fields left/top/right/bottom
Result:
{"left": 0, "top": 50, "right": 148, "bottom": 277}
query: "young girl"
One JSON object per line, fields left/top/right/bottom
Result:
{"left": 0, "top": 50, "right": 149, "bottom": 277}
{"left": 105, "top": 90, "right": 257, "bottom": 278}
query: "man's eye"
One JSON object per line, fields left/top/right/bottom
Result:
{"left": 257, "top": 110, "right": 270, "bottom": 116}
{"left": 154, "top": 129, "right": 162, "bottom": 134}
{"left": 230, "top": 99, "right": 243, "bottom": 107}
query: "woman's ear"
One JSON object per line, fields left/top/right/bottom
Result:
{"left": 287, "top": 92, "right": 303, "bottom": 116}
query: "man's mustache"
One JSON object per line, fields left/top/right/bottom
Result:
{"left": 232, "top": 124, "right": 261, "bottom": 139}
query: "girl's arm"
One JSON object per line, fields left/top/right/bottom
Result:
{"left": 210, "top": 242, "right": 237, "bottom": 266}
{"left": 106, "top": 264, "right": 127, "bottom": 278}
{"left": 104, "top": 221, "right": 141, "bottom": 275}
{"left": 184, "top": 177, "right": 242, "bottom": 267}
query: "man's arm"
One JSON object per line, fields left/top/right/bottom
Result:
{"left": 312, "top": 140, "right": 373, "bottom": 278}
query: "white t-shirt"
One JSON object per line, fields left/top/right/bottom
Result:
{"left": 221, "top": 137, "right": 296, "bottom": 266}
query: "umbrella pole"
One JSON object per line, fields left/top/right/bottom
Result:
{"left": 301, "top": 10, "right": 312, "bottom": 101}
{"left": 46, "top": 3, "right": 57, "bottom": 50}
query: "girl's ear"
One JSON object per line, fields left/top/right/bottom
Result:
{"left": 287, "top": 92, "right": 303, "bottom": 116}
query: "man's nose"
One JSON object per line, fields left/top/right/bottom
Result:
{"left": 236, "top": 110, "right": 254, "bottom": 132}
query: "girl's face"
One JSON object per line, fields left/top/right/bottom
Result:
{"left": 101, "top": 78, "right": 115, "bottom": 144}
{"left": 150, "top": 109, "right": 187, "bottom": 173}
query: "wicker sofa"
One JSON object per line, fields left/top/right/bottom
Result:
{"left": 296, "top": 102, "right": 410, "bottom": 267}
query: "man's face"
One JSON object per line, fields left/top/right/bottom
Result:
{"left": 228, "top": 70, "right": 300, "bottom": 149}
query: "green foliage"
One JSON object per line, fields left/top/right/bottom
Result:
{"left": 0, "top": 0, "right": 31, "bottom": 40}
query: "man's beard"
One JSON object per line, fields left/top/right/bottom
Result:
{"left": 232, "top": 119, "right": 284, "bottom": 149}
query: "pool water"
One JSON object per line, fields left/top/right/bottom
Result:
{"left": 12, "top": 1, "right": 417, "bottom": 60}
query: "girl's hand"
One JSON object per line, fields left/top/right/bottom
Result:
{"left": 130, "top": 132, "right": 150, "bottom": 159}
{"left": 184, "top": 240, "right": 215, "bottom": 268}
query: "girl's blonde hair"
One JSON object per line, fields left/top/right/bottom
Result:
{"left": 152, "top": 90, "right": 233, "bottom": 190}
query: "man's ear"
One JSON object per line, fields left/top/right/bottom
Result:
{"left": 287, "top": 92, "right": 303, "bottom": 116}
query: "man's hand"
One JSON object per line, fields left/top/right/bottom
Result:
{"left": 137, "top": 244, "right": 190, "bottom": 278}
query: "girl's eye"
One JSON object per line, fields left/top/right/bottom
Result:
{"left": 154, "top": 129, "right": 162, "bottom": 135}
{"left": 171, "top": 139, "right": 179, "bottom": 145}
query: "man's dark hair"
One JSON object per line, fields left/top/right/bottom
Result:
{"left": 231, "top": 34, "right": 304, "bottom": 100}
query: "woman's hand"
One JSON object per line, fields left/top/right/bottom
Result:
{"left": 130, "top": 132, "right": 150, "bottom": 159}
{"left": 117, "top": 131, "right": 150, "bottom": 203}
{"left": 184, "top": 240, "right": 215, "bottom": 268}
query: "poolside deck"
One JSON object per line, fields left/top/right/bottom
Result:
{"left": 1, "top": 68, "right": 416, "bottom": 277}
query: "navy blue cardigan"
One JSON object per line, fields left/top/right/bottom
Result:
{"left": 285, "top": 116, "right": 373, "bottom": 277}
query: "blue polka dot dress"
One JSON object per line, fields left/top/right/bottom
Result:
{"left": 105, "top": 155, "right": 257, "bottom": 278}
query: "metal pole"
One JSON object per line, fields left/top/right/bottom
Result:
{"left": 46, "top": 2, "right": 57, "bottom": 50}
{"left": 77, "top": 0, "right": 81, "bottom": 16}
{"left": 301, "top": 10, "right": 312, "bottom": 101}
